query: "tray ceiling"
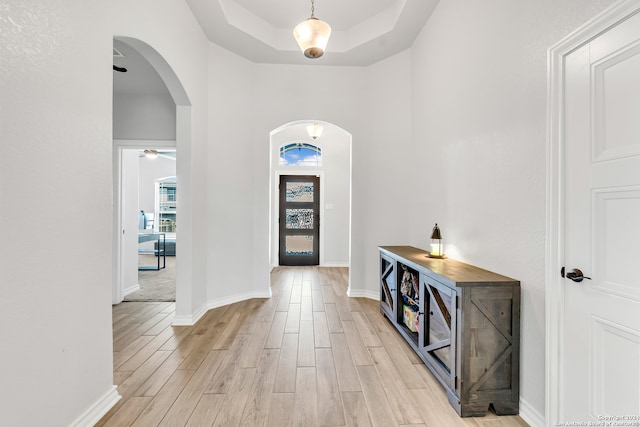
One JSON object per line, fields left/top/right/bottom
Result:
{"left": 186, "top": 0, "right": 439, "bottom": 66}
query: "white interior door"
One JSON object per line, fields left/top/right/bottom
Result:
{"left": 121, "top": 149, "right": 141, "bottom": 297}
{"left": 562, "top": 8, "right": 640, "bottom": 420}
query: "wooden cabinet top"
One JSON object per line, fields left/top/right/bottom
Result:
{"left": 379, "top": 245, "right": 519, "bottom": 288}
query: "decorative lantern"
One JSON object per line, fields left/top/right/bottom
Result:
{"left": 429, "top": 223, "right": 445, "bottom": 258}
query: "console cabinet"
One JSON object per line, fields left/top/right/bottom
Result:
{"left": 379, "top": 246, "right": 520, "bottom": 417}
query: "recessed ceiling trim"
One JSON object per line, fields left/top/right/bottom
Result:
{"left": 186, "top": 0, "right": 439, "bottom": 66}
{"left": 218, "top": 0, "right": 418, "bottom": 52}
{"left": 220, "top": 0, "right": 409, "bottom": 53}
{"left": 220, "top": 0, "right": 281, "bottom": 48}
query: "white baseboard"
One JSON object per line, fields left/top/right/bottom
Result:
{"left": 271, "top": 263, "right": 350, "bottom": 268}
{"left": 519, "top": 397, "right": 545, "bottom": 427}
{"left": 254, "top": 288, "right": 273, "bottom": 299}
{"left": 347, "top": 288, "right": 379, "bottom": 300}
{"left": 123, "top": 284, "right": 140, "bottom": 297}
{"left": 172, "top": 303, "right": 207, "bottom": 326}
{"left": 69, "top": 385, "right": 121, "bottom": 427}
{"left": 321, "top": 262, "right": 350, "bottom": 267}
{"left": 172, "top": 289, "right": 273, "bottom": 326}
{"left": 207, "top": 289, "right": 272, "bottom": 311}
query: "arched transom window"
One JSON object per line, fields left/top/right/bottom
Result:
{"left": 279, "top": 142, "right": 322, "bottom": 167}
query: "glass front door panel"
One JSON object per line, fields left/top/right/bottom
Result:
{"left": 286, "top": 209, "right": 314, "bottom": 229}
{"left": 286, "top": 182, "right": 314, "bottom": 202}
{"left": 285, "top": 235, "right": 314, "bottom": 256}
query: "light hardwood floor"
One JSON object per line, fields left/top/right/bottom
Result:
{"left": 98, "top": 267, "right": 529, "bottom": 427}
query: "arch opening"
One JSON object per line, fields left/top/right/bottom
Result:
{"left": 112, "top": 36, "right": 194, "bottom": 322}
{"left": 268, "top": 120, "right": 353, "bottom": 285}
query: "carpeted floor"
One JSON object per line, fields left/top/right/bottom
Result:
{"left": 124, "top": 254, "right": 176, "bottom": 302}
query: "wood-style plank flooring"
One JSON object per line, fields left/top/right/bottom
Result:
{"left": 98, "top": 267, "right": 529, "bottom": 426}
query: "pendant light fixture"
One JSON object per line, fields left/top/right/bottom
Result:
{"left": 293, "top": 0, "right": 331, "bottom": 59}
{"left": 307, "top": 123, "right": 324, "bottom": 140}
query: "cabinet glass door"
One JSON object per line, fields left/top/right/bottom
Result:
{"left": 419, "top": 276, "right": 457, "bottom": 387}
{"left": 380, "top": 255, "right": 396, "bottom": 318}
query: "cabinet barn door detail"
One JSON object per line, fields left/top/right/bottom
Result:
{"left": 419, "top": 277, "right": 457, "bottom": 391}
{"left": 379, "top": 253, "right": 396, "bottom": 319}
{"left": 378, "top": 246, "right": 520, "bottom": 418}
{"left": 462, "top": 286, "right": 519, "bottom": 416}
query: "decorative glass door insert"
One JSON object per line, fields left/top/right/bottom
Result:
{"left": 419, "top": 277, "right": 457, "bottom": 388}
{"left": 279, "top": 175, "right": 320, "bottom": 265}
{"left": 380, "top": 255, "right": 396, "bottom": 318}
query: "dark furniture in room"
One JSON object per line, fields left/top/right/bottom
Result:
{"left": 138, "top": 232, "right": 166, "bottom": 270}
{"left": 379, "top": 246, "right": 520, "bottom": 417}
{"left": 155, "top": 239, "right": 175, "bottom": 256}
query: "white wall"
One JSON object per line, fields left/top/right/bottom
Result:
{"left": 203, "top": 44, "right": 414, "bottom": 306}
{"left": 0, "top": 1, "right": 115, "bottom": 425}
{"left": 360, "top": 50, "right": 414, "bottom": 299}
{"left": 311, "top": 130, "right": 351, "bottom": 266}
{"left": 111, "top": 0, "right": 210, "bottom": 322}
{"left": 270, "top": 123, "right": 351, "bottom": 267}
{"left": 113, "top": 93, "right": 176, "bottom": 140}
{"left": 206, "top": 43, "right": 258, "bottom": 304}
{"left": 0, "top": 0, "right": 210, "bottom": 424}
{"left": 249, "top": 62, "right": 402, "bottom": 300}
{"left": 409, "top": 0, "right": 617, "bottom": 422}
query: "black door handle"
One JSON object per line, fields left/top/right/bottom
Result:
{"left": 561, "top": 267, "right": 591, "bottom": 283}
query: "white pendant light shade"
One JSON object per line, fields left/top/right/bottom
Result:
{"left": 293, "top": 1, "right": 331, "bottom": 59}
{"left": 307, "top": 123, "right": 324, "bottom": 139}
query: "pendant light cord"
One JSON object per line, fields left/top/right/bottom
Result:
{"left": 310, "top": 0, "right": 315, "bottom": 18}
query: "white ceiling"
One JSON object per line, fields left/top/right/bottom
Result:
{"left": 113, "top": 40, "right": 169, "bottom": 95}
{"left": 112, "top": 1, "right": 439, "bottom": 97}
{"left": 186, "top": 0, "right": 439, "bottom": 66}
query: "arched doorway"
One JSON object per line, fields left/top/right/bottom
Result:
{"left": 112, "top": 37, "right": 193, "bottom": 321}
{"left": 269, "top": 120, "right": 353, "bottom": 285}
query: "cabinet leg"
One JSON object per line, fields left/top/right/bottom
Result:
{"left": 491, "top": 402, "right": 519, "bottom": 416}
{"left": 459, "top": 403, "right": 490, "bottom": 417}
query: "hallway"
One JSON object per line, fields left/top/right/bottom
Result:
{"left": 99, "top": 267, "right": 528, "bottom": 426}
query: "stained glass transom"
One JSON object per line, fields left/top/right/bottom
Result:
{"left": 286, "top": 182, "right": 314, "bottom": 202}
{"left": 280, "top": 143, "right": 322, "bottom": 166}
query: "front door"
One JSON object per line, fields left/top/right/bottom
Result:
{"left": 279, "top": 175, "right": 320, "bottom": 266}
{"left": 561, "top": 7, "right": 640, "bottom": 420}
